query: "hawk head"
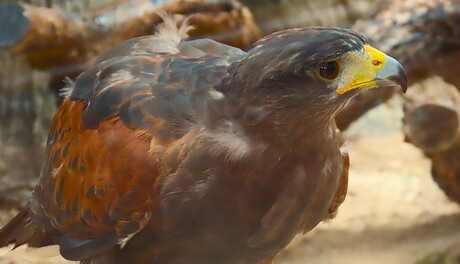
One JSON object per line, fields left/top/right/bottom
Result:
{"left": 220, "top": 27, "right": 407, "bottom": 140}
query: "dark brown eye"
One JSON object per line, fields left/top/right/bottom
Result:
{"left": 319, "top": 61, "right": 340, "bottom": 80}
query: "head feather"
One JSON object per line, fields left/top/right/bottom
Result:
{"left": 59, "top": 77, "right": 75, "bottom": 99}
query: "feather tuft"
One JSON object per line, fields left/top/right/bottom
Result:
{"left": 152, "top": 10, "right": 194, "bottom": 53}
{"left": 59, "top": 77, "right": 75, "bottom": 99}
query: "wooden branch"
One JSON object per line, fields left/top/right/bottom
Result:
{"left": 429, "top": 140, "right": 460, "bottom": 204}
{"left": 403, "top": 84, "right": 460, "bottom": 152}
{"left": 0, "top": 3, "right": 86, "bottom": 69}
{"left": 0, "top": 0, "right": 260, "bottom": 71}
{"left": 240, "top": 0, "right": 379, "bottom": 35}
{"left": 402, "top": 78, "right": 460, "bottom": 204}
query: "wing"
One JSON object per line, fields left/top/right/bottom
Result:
{"left": 31, "top": 99, "right": 160, "bottom": 260}
{"left": 325, "top": 128, "right": 349, "bottom": 220}
{"left": 326, "top": 151, "right": 349, "bottom": 219}
{"left": 30, "top": 26, "right": 245, "bottom": 260}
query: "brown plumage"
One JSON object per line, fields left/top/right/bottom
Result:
{"left": 0, "top": 15, "right": 407, "bottom": 264}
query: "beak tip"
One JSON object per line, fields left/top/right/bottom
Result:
{"left": 398, "top": 69, "right": 408, "bottom": 94}
{"left": 398, "top": 64, "right": 408, "bottom": 93}
{"left": 402, "top": 85, "right": 408, "bottom": 94}
{"left": 397, "top": 74, "right": 408, "bottom": 94}
{"left": 379, "top": 55, "right": 408, "bottom": 93}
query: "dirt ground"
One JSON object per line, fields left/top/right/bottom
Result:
{"left": 1, "top": 80, "right": 459, "bottom": 264}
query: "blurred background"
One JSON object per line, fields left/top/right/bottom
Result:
{"left": 0, "top": 0, "right": 459, "bottom": 263}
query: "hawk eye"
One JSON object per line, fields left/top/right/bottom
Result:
{"left": 319, "top": 61, "right": 340, "bottom": 80}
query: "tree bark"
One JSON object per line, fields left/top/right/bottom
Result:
{"left": 0, "top": 0, "right": 260, "bottom": 72}
{"left": 403, "top": 78, "right": 460, "bottom": 204}
{"left": 239, "top": 0, "right": 380, "bottom": 35}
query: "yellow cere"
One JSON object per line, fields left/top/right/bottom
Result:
{"left": 335, "top": 44, "right": 387, "bottom": 95}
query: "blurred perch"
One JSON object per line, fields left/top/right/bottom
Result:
{"left": 403, "top": 80, "right": 460, "bottom": 153}
{"left": 0, "top": 0, "right": 260, "bottom": 72}
{"left": 337, "top": 0, "right": 460, "bottom": 130}
{"left": 239, "top": 0, "right": 380, "bottom": 35}
{"left": 0, "top": 3, "right": 86, "bottom": 70}
{"left": 403, "top": 79, "right": 460, "bottom": 204}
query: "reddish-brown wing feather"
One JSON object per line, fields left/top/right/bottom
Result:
{"left": 31, "top": 100, "right": 160, "bottom": 240}
{"left": 326, "top": 129, "right": 350, "bottom": 220}
{"left": 326, "top": 151, "right": 349, "bottom": 220}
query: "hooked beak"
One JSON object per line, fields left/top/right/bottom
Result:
{"left": 374, "top": 55, "right": 408, "bottom": 93}
{"left": 336, "top": 45, "right": 408, "bottom": 95}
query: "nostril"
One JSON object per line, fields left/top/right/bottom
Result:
{"left": 373, "top": 60, "right": 382, "bottom": 66}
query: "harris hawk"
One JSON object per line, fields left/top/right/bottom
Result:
{"left": 0, "top": 14, "right": 407, "bottom": 264}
